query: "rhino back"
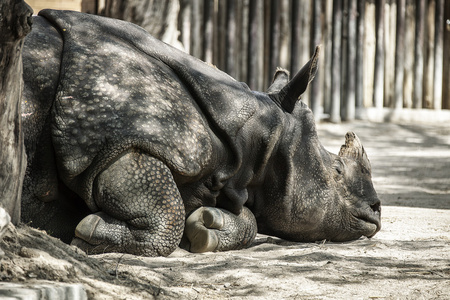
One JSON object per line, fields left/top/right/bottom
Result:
{"left": 36, "top": 10, "right": 259, "bottom": 208}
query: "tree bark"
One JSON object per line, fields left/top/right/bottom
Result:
{"left": 96, "top": 0, "right": 183, "bottom": 50}
{"left": 0, "top": 0, "right": 33, "bottom": 224}
{"left": 344, "top": 0, "right": 357, "bottom": 120}
{"left": 433, "top": 0, "right": 444, "bottom": 110}
{"left": 413, "top": 0, "right": 425, "bottom": 108}
{"left": 355, "top": 0, "right": 365, "bottom": 118}
{"left": 225, "top": 0, "right": 236, "bottom": 78}
{"left": 330, "top": 0, "right": 342, "bottom": 122}
{"left": 443, "top": 0, "right": 450, "bottom": 109}
{"left": 310, "top": 0, "right": 322, "bottom": 120}
{"left": 203, "top": 0, "right": 214, "bottom": 63}
{"left": 394, "top": 0, "right": 405, "bottom": 109}
{"left": 247, "top": 0, "right": 263, "bottom": 90}
{"left": 268, "top": 0, "right": 280, "bottom": 85}
{"left": 373, "top": 0, "right": 385, "bottom": 108}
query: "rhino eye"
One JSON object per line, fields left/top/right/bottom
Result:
{"left": 333, "top": 161, "right": 344, "bottom": 176}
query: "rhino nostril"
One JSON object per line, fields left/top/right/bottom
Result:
{"left": 370, "top": 202, "right": 381, "bottom": 213}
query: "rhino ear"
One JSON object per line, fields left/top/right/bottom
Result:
{"left": 339, "top": 132, "right": 371, "bottom": 172}
{"left": 271, "top": 45, "right": 320, "bottom": 113}
{"left": 267, "top": 68, "right": 290, "bottom": 93}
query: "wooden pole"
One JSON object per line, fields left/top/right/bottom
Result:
{"left": 191, "top": 0, "right": 202, "bottom": 58}
{"left": 443, "top": 0, "right": 450, "bottom": 109}
{"left": 402, "top": 0, "right": 415, "bottom": 108}
{"left": 290, "top": 0, "right": 301, "bottom": 75}
{"left": 355, "top": 0, "right": 365, "bottom": 118}
{"left": 413, "top": 0, "right": 425, "bottom": 108}
{"left": 247, "top": 0, "right": 263, "bottom": 90}
{"left": 226, "top": 0, "right": 237, "bottom": 78}
{"left": 310, "top": 0, "right": 322, "bottom": 120}
{"left": 203, "top": 0, "right": 214, "bottom": 64}
{"left": 0, "top": 0, "right": 32, "bottom": 224}
{"left": 424, "top": 0, "right": 435, "bottom": 108}
{"left": 394, "top": 0, "right": 406, "bottom": 109}
{"left": 180, "top": 0, "right": 192, "bottom": 53}
{"left": 330, "top": 0, "right": 342, "bottom": 122}
{"left": 323, "top": 0, "right": 333, "bottom": 116}
{"left": 373, "top": 0, "right": 385, "bottom": 108}
{"left": 433, "top": 0, "right": 444, "bottom": 110}
{"left": 268, "top": 0, "right": 280, "bottom": 85}
{"left": 279, "top": 0, "right": 290, "bottom": 70}
{"left": 344, "top": 0, "right": 357, "bottom": 120}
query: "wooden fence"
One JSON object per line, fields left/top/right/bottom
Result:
{"left": 87, "top": 0, "right": 450, "bottom": 122}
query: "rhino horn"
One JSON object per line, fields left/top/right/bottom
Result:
{"left": 271, "top": 45, "right": 320, "bottom": 113}
{"left": 339, "top": 132, "right": 371, "bottom": 172}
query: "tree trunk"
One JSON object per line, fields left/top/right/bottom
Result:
{"left": 355, "top": 0, "right": 365, "bottom": 118}
{"left": 203, "top": 0, "right": 214, "bottom": 63}
{"left": 0, "top": 0, "right": 33, "bottom": 225}
{"left": 433, "top": 0, "right": 444, "bottom": 110}
{"left": 179, "top": 0, "right": 192, "bottom": 54}
{"left": 323, "top": 0, "right": 333, "bottom": 115}
{"left": 413, "top": 0, "right": 425, "bottom": 108}
{"left": 373, "top": 0, "right": 385, "bottom": 108}
{"left": 310, "top": 0, "right": 322, "bottom": 120}
{"left": 95, "top": 0, "right": 183, "bottom": 50}
{"left": 330, "top": 0, "right": 342, "bottom": 122}
{"left": 268, "top": 0, "right": 280, "bottom": 84}
{"left": 225, "top": 0, "right": 237, "bottom": 78}
{"left": 443, "top": 0, "right": 450, "bottom": 109}
{"left": 344, "top": 0, "right": 357, "bottom": 120}
{"left": 394, "top": 0, "right": 405, "bottom": 109}
{"left": 424, "top": 0, "right": 435, "bottom": 108}
{"left": 247, "top": 0, "right": 263, "bottom": 90}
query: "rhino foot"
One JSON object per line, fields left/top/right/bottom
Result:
{"left": 71, "top": 152, "right": 185, "bottom": 257}
{"left": 185, "top": 206, "right": 257, "bottom": 253}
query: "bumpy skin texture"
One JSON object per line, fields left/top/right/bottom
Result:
{"left": 21, "top": 10, "right": 381, "bottom": 256}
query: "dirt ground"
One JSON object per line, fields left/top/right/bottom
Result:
{"left": 1, "top": 121, "right": 449, "bottom": 299}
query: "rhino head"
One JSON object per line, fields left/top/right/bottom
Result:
{"left": 252, "top": 47, "right": 381, "bottom": 242}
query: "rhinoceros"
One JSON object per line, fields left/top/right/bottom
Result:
{"left": 21, "top": 10, "right": 381, "bottom": 257}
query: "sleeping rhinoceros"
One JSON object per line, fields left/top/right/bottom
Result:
{"left": 21, "top": 10, "right": 381, "bottom": 257}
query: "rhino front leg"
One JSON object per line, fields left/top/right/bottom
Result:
{"left": 185, "top": 206, "right": 257, "bottom": 253}
{"left": 71, "top": 152, "right": 185, "bottom": 257}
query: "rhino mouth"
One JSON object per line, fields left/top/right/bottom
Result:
{"left": 353, "top": 203, "right": 381, "bottom": 238}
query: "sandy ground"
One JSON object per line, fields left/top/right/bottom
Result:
{"left": 1, "top": 121, "right": 449, "bottom": 299}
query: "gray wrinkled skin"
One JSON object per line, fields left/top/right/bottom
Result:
{"left": 21, "top": 10, "right": 381, "bottom": 257}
